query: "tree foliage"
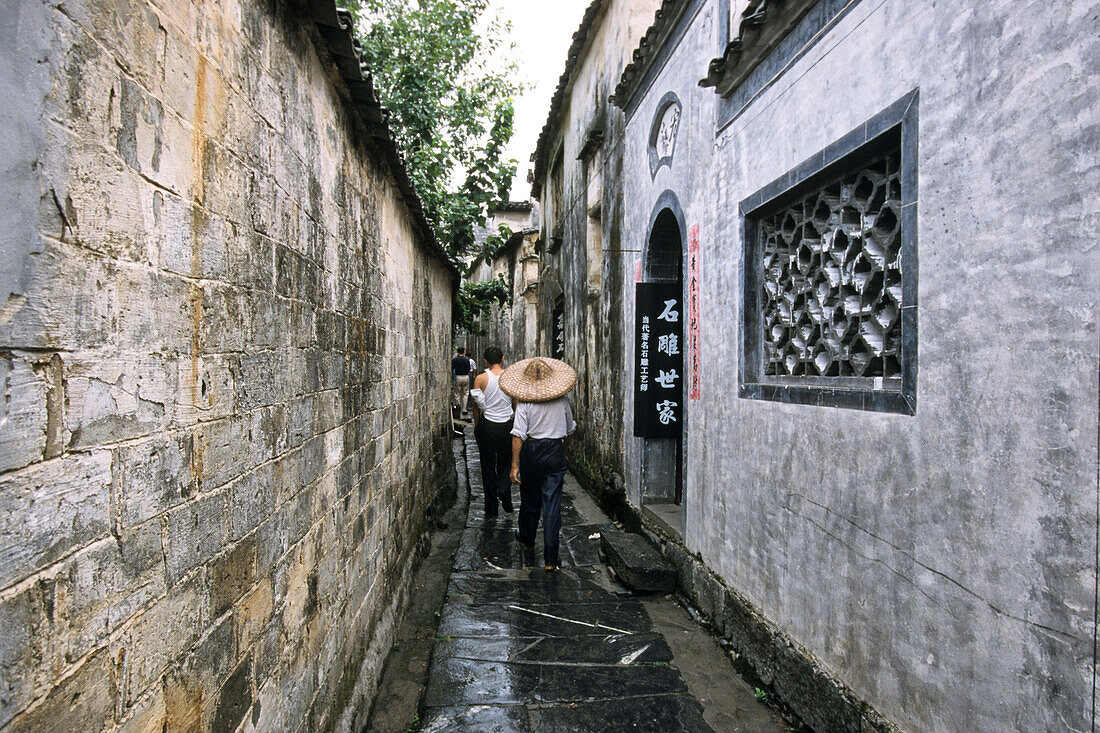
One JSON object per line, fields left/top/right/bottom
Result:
{"left": 344, "top": 0, "right": 520, "bottom": 264}
{"left": 454, "top": 275, "right": 511, "bottom": 335}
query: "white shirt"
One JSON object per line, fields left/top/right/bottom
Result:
{"left": 510, "top": 397, "right": 577, "bottom": 441}
{"left": 469, "top": 370, "right": 514, "bottom": 423}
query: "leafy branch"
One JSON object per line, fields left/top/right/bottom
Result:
{"left": 454, "top": 275, "right": 511, "bottom": 335}
{"left": 343, "top": 0, "right": 521, "bottom": 265}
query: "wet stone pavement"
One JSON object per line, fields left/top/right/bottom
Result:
{"left": 418, "top": 428, "right": 787, "bottom": 732}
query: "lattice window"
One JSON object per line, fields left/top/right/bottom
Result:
{"left": 739, "top": 91, "right": 918, "bottom": 414}
{"left": 759, "top": 153, "right": 902, "bottom": 380}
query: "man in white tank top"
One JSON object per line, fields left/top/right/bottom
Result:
{"left": 469, "top": 346, "right": 515, "bottom": 517}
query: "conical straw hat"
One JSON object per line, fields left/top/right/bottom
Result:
{"left": 499, "top": 357, "right": 576, "bottom": 403}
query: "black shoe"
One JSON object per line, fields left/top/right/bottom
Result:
{"left": 485, "top": 509, "right": 498, "bottom": 519}
{"left": 514, "top": 530, "right": 534, "bottom": 549}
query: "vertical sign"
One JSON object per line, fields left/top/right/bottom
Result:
{"left": 551, "top": 296, "right": 565, "bottom": 359}
{"left": 634, "top": 282, "right": 682, "bottom": 437}
{"left": 687, "top": 224, "right": 701, "bottom": 401}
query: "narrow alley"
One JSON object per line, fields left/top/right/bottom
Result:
{"left": 412, "top": 426, "right": 789, "bottom": 732}
{"left": 1, "top": 0, "right": 1097, "bottom": 731}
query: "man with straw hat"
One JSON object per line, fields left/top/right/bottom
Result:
{"left": 500, "top": 356, "right": 577, "bottom": 571}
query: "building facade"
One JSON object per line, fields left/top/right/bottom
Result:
{"left": 533, "top": 0, "right": 1100, "bottom": 730}
{"left": 529, "top": 0, "right": 668, "bottom": 499}
{"left": 463, "top": 203, "right": 540, "bottom": 367}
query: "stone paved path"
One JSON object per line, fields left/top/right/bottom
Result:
{"left": 418, "top": 430, "right": 787, "bottom": 732}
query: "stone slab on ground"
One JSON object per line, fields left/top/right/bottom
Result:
{"left": 413, "top": 431, "right": 788, "bottom": 731}
{"left": 600, "top": 526, "right": 677, "bottom": 593}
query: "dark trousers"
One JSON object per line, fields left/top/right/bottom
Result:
{"left": 474, "top": 418, "right": 514, "bottom": 515}
{"left": 517, "top": 438, "right": 566, "bottom": 566}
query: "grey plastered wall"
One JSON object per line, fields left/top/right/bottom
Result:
{"left": 685, "top": 1, "right": 1098, "bottom": 731}
{"left": 0, "top": 1, "right": 456, "bottom": 731}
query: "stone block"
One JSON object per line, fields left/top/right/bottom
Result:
{"left": 772, "top": 638, "right": 863, "bottom": 733}
{"left": 64, "top": 352, "right": 175, "bottom": 449}
{"left": 721, "top": 586, "right": 778, "bottom": 686}
{"left": 115, "top": 686, "right": 167, "bottom": 733}
{"left": 0, "top": 238, "right": 114, "bottom": 353}
{"left": 114, "top": 431, "right": 195, "bottom": 528}
{"left": 63, "top": 137, "right": 155, "bottom": 266}
{"left": 210, "top": 536, "right": 257, "bottom": 619}
{"left": 234, "top": 350, "right": 284, "bottom": 411}
{"left": 6, "top": 648, "right": 115, "bottom": 733}
{"left": 174, "top": 353, "right": 237, "bottom": 427}
{"left": 600, "top": 528, "right": 676, "bottom": 593}
{"left": 200, "top": 282, "right": 247, "bottom": 354}
{"left": 211, "top": 656, "right": 252, "bottom": 733}
{"left": 0, "top": 355, "right": 47, "bottom": 473}
{"left": 194, "top": 415, "right": 254, "bottom": 492}
{"left": 228, "top": 464, "right": 276, "bottom": 542}
{"left": 0, "top": 584, "right": 48, "bottom": 728}
{"left": 693, "top": 564, "right": 724, "bottom": 626}
{"left": 235, "top": 577, "right": 274, "bottom": 654}
{"left": 164, "top": 487, "right": 229, "bottom": 584}
{"left": 112, "top": 265, "right": 195, "bottom": 356}
{"left": 163, "top": 612, "right": 236, "bottom": 730}
{"left": 0, "top": 451, "right": 112, "bottom": 589}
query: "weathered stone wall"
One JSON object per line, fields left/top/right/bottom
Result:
{"left": 533, "top": 0, "right": 665, "bottom": 503}
{"left": 0, "top": 1, "right": 456, "bottom": 731}
{"left": 612, "top": 0, "right": 1100, "bottom": 731}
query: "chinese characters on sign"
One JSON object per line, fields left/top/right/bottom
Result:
{"left": 634, "top": 282, "right": 683, "bottom": 437}
{"left": 688, "top": 224, "right": 701, "bottom": 401}
{"left": 551, "top": 297, "right": 565, "bottom": 360}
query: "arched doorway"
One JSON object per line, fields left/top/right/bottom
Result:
{"left": 641, "top": 194, "right": 685, "bottom": 509}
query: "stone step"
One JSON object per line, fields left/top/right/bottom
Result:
{"left": 600, "top": 526, "right": 676, "bottom": 593}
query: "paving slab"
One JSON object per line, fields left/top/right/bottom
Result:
{"left": 417, "top": 430, "right": 785, "bottom": 732}
{"left": 529, "top": 693, "right": 711, "bottom": 732}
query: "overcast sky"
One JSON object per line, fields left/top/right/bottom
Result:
{"left": 487, "top": 0, "right": 591, "bottom": 201}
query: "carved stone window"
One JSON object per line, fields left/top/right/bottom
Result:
{"left": 740, "top": 91, "right": 918, "bottom": 413}
{"left": 648, "top": 92, "right": 682, "bottom": 178}
{"left": 759, "top": 153, "right": 902, "bottom": 380}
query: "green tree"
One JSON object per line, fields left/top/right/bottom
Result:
{"left": 344, "top": 0, "right": 520, "bottom": 264}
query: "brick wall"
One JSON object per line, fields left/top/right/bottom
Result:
{"left": 0, "top": 1, "right": 456, "bottom": 731}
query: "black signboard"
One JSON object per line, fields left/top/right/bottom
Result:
{"left": 634, "top": 282, "right": 683, "bottom": 437}
{"left": 551, "top": 296, "right": 565, "bottom": 359}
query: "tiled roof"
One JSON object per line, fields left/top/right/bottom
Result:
{"left": 610, "top": 0, "right": 690, "bottom": 110}
{"left": 699, "top": 0, "right": 817, "bottom": 93}
{"left": 496, "top": 201, "right": 533, "bottom": 213}
{"left": 308, "top": 2, "right": 458, "bottom": 278}
{"left": 529, "top": 0, "right": 609, "bottom": 198}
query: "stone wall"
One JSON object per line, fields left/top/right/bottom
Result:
{"left": 0, "top": 1, "right": 456, "bottom": 731}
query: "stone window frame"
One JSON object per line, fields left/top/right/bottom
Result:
{"left": 739, "top": 90, "right": 918, "bottom": 414}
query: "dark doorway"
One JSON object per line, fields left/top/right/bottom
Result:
{"left": 644, "top": 205, "right": 684, "bottom": 505}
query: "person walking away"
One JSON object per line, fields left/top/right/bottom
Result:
{"left": 451, "top": 346, "right": 473, "bottom": 416}
{"left": 500, "top": 357, "right": 577, "bottom": 571}
{"left": 469, "top": 346, "right": 514, "bottom": 517}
